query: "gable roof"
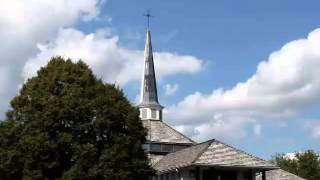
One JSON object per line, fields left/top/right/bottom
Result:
{"left": 154, "top": 139, "right": 277, "bottom": 173}
{"left": 142, "top": 120, "right": 195, "bottom": 145}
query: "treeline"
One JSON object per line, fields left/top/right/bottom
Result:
{"left": 272, "top": 150, "right": 320, "bottom": 180}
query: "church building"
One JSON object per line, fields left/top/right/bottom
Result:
{"left": 138, "top": 26, "right": 305, "bottom": 180}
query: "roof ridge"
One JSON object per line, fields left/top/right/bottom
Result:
{"left": 153, "top": 139, "right": 214, "bottom": 172}
{"left": 152, "top": 155, "right": 164, "bottom": 168}
{"left": 191, "top": 139, "right": 214, "bottom": 164}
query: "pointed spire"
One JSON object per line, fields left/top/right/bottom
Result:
{"left": 140, "top": 29, "right": 160, "bottom": 106}
{"left": 139, "top": 11, "right": 163, "bottom": 121}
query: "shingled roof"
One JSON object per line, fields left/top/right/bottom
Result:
{"left": 154, "top": 139, "right": 278, "bottom": 173}
{"left": 261, "top": 169, "right": 306, "bottom": 180}
{"left": 142, "top": 120, "right": 195, "bottom": 144}
{"left": 154, "top": 140, "right": 210, "bottom": 172}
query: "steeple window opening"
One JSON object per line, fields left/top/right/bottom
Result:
{"left": 141, "top": 109, "right": 147, "bottom": 119}
{"left": 151, "top": 109, "right": 157, "bottom": 119}
{"left": 144, "top": 143, "right": 191, "bottom": 153}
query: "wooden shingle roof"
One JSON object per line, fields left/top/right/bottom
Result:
{"left": 142, "top": 120, "right": 195, "bottom": 144}
{"left": 153, "top": 140, "right": 210, "bottom": 172}
{"left": 194, "top": 140, "right": 276, "bottom": 168}
{"left": 260, "top": 169, "right": 306, "bottom": 180}
{"left": 154, "top": 139, "right": 278, "bottom": 173}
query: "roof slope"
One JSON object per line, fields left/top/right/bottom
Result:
{"left": 154, "top": 141, "right": 211, "bottom": 172}
{"left": 261, "top": 169, "right": 306, "bottom": 180}
{"left": 154, "top": 139, "right": 277, "bottom": 173}
{"left": 194, "top": 140, "right": 275, "bottom": 168}
{"left": 142, "top": 120, "right": 195, "bottom": 144}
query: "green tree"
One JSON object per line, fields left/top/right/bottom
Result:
{"left": 272, "top": 150, "right": 320, "bottom": 180}
{"left": 0, "top": 57, "right": 154, "bottom": 180}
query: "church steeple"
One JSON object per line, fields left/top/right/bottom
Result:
{"left": 139, "top": 27, "right": 163, "bottom": 121}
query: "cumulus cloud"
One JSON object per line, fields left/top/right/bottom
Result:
{"left": 193, "top": 114, "right": 248, "bottom": 141}
{"left": 23, "top": 28, "right": 203, "bottom": 85}
{"left": 165, "top": 28, "right": 320, "bottom": 142}
{"left": 0, "top": 67, "right": 10, "bottom": 112}
{"left": 305, "top": 121, "right": 320, "bottom": 139}
{"left": 164, "top": 83, "right": 179, "bottom": 96}
{"left": 0, "top": 0, "right": 203, "bottom": 119}
{"left": 0, "top": 0, "right": 103, "bottom": 118}
{"left": 0, "top": 0, "right": 101, "bottom": 64}
{"left": 311, "top": 127, "right": 320, "bottom": 139}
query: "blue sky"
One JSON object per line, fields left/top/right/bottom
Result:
{"left": 96, "top": 0, "right": 320, "bottom": 158}
{"left": 1, "top": 0, "right": 320, "bottom": 159}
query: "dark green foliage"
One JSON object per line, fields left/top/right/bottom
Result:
{"left": 272, "top": 150, "right": 320, "bottom": 180}
{"left": 0, "top": 57, "right": 154, "bottom": 180}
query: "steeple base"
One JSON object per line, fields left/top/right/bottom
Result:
{"left": 139, "top": 104, "right": 163, "bottom": 121}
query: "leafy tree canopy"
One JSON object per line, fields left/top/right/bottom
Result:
{"left": 0, "top": 57, "right": 154, "bottom": 180}
{"left": 272, "top": 150, "right": 320, "bottom": 180}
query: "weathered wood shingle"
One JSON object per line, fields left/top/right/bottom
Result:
{"left": 154, "top": 139, "right": 277, "bottom": 173}
{"left": 142, "top": 120, "right": 195, "bottom": 144}
{"left": 194, "top": 140, "right": 275, "bottom": 168}
{"left": 154, "top": 141, "right": 211, "bottom": 173}
{"left": 257, "top": 169, "right": 306, "bottom": 180}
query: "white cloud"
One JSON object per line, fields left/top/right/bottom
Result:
{"left": 311, "top": 126, "right": 320, "bottom": 139}
{"left": 0, "top": 0, "right": 100, "bottom": 27}
{"left": 23, "top": 28, "right": 203, "bottom": 85}
{"left": 164, "top": 83, "right": 179, "bottom": 96}
{"left": 285, "top": 151, "right": 320, "bottom": 159}
{"left": 0, "top": 0, "right": 103, "bottom": 118}
{"left": 0, "top": 67, "right": 10, "bottom": 117}
{"left": 305, "top": 121, "right": 320, "bottom": 139}
{"left": 0, "top": 0, "right": 203, "bottom": 118}
{"left": 284, "top": 152, "right": 297, "bottom": 160}
{"left": 166, "top": 28, "right": 320, "bottom": 142}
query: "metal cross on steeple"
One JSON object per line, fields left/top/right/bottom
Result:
{"left": 143, "top": 10, "right": 153, "bottom": 29}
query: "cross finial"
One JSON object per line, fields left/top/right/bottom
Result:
{"left": 143, "top": 10, "right": 153, "bottom": 29}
